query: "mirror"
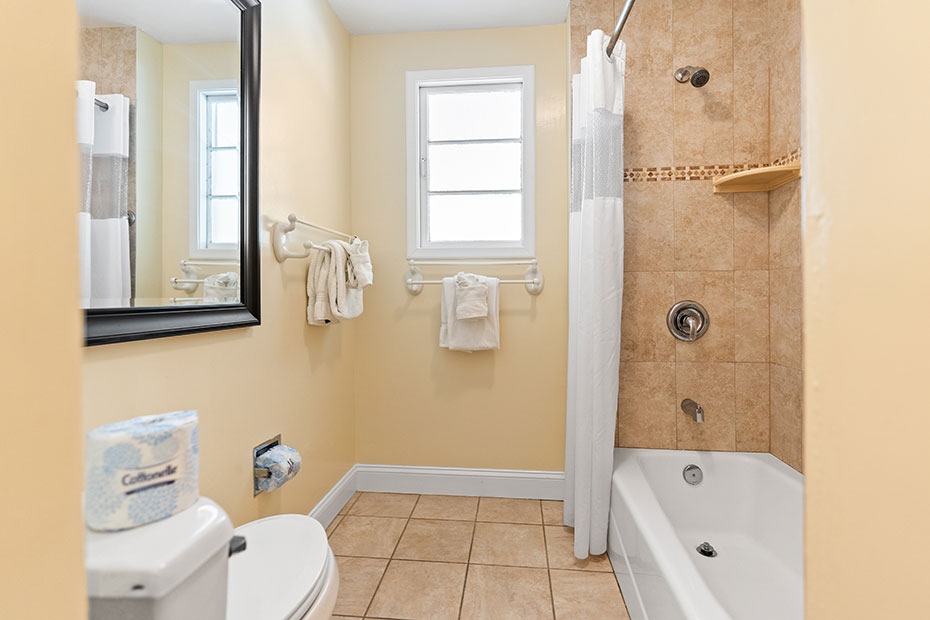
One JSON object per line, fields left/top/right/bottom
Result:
{"left": 78, "top": 0, "right": 261, "bottom": 345}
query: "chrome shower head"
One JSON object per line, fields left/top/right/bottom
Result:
{"left": 675, "top": 66, "right": 710, "bottom": 88}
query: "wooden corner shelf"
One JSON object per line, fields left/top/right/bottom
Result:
{"left": 713, "top": 162, "right": 801, "bottom": 193}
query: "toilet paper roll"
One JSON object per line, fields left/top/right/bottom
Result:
{"left": 255, "top": 445, "right": 301, "bottom": 494}
{"left": 85, "top": 410, "right": 199, "bottom": 531}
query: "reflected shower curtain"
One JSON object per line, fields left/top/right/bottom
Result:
{"left": 564, "top": 31, "right": 625, "bottom": 559}
{"left": 76, "top": 81, "right": 130, "bottom": 307}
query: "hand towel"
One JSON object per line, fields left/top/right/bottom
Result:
{"left": 325, "top": 240, "right": 363, "bottom": 319}
{"left": 84, "top": 410, "right": 199, "bottom": 531}
{"left": 346, "top": 237, "right": 373, "bottom": 288}
{"left": 454, "top": 272, "right": 489, "bottom": 320}
{"left": 440, "top": 273, "right": 500, "bottom": 352}
{"left": 307, "top": 248, "right": 337, "bottom": 325}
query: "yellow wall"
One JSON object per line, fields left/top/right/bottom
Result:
{"left": 0, "top": 1, "right": 86, "bottom": 618}
{"left": 82, "top": 0, "right": 356, "bottom": 527}
{"left": 135, "top": 29, "right": 164, "bottom": 300}
{"left": 802, "top": 2, "right": 930, "bottom": 617}
{"left": 350, "top": 25, "right": 569, "bottom": 471}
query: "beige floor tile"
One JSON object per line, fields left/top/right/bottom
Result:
{"left": 339, "top": 491, "right": 362, "bottom": 515}
{"left": 332, "top": 556, "right": 388, "bottom": 617}
{"left": 460, "top": 565, "right": 553, "bottom": 620}
{"left": 394, "top": 519, "right": 474, "bottom": 563}
{"left": 545, "top": 526, "right": 613, "bottom": 572}
{"left": 411, "top": 494, "right": 478, "bottom": 521}
{"left": 476, "top": 497, "right": 541, "bottom": 524}
{"left": 541, "top": 500, "right": 563, "bottom": 526}
{"left": 348, "top": 492, "right": 419, "bottom": 518}
{"left": 469, "top": 522, "right": 547, "bottom": 568}
{"left": 328, "top": 516, "right": 407, "bottom": 558}
{"left": 551, "top": 569, "right": 629, "bottom": 620}
{"left": 326, "top": 514, "right": 344, "bottom": 537}
{"left": 367, "top": 560, "right": 466, "bottom": 620}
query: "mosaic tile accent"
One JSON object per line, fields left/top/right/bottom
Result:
{"left": 623, "top": 149, "right": 802, "bottom": 183}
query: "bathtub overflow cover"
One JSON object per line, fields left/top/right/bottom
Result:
{"left": 683, "top": 464, "right": 703, "bottom": 485}
{"left": 697, "top": 542, "right": 718, "bottom": 558}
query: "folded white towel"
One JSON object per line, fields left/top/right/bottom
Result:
{"left": 454, "top": 272, "right": 489, "bottom": 320}
{"left": 347, "top": 237, "right": 373, "bottom": 289}
{"left": 325, "top": 240, "right": 363, "bottom": 320}
{"left": 440, "top": 273, "right": 500, "bottom": 352}
{"left": 307, "top": 248, "right": 337, "bottom": 325}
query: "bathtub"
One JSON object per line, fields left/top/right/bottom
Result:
{"left": 607, "top": 448, "right": 803, "bottom": 620}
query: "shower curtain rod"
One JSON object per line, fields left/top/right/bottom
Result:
{"left": 607, "top": 0, "right": 636, "bottom": 58}
{"left": 94, "top": 98, "right": 109, "bottom": 111}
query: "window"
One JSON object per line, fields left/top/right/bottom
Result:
{"left": 191, "top": 80, "right": 239, "bottom": 259}
{"left": 406, "top": 66, "right": 535, "bottom": 259}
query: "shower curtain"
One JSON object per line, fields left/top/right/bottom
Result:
{"left": 564, "top": 31, "right": 625, "bottom": 559}
{"left": 76, "top": 80, "right": 131, "bottom": 308}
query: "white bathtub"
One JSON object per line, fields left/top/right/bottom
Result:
{"left": 608, "top": 448, "right": 803, "bottom": 620}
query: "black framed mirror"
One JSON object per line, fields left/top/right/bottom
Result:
{"left": 79, "top": 0, "right": 261, "bottom": 345}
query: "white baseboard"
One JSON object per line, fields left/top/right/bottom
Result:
{"left": 309, "top": 464, "right": 565, "bottom": 528}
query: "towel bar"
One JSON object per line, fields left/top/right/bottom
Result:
{"left": 272, "top": 213, "right": 356, "bottom": 262}
{"left": 404, "top": 259, "right": 544, "bottom": 296}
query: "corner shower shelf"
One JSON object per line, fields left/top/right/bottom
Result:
{"left": 713, "top": 162, "right": 801, "bottom": 193}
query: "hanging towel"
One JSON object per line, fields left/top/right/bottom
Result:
{"left": 324, "top": 240, "right": 363, "bottom": 319}
{"left": 440, "top": 273, "right": 500, "bottom": 352}
{"left": 307, "top": 248, "right": 337, "bottom": 325}
{"left": 454, "top": 272, "right": 489, "bottom": 320}
{"left": 346, "top": 237, "right": 373, "bottom": 288}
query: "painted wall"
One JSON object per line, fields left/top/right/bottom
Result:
{"left": 350, "top": 25, "right": 570, "bottom": 471}
{"left": 82, "top": 0, "right": 356, "bottom": 527}
{"left": 0, "top": 1, "right": 86, "bottom": 618}
{"left": 802, "top": 1, "right": 930, "bottom": 616}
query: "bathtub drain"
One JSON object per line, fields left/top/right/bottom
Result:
{"left": 697, "top": 542, "right": 718, "bottom": 557}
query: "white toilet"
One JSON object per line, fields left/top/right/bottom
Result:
{"left": 85, "top": 498, "right": 339, "bottom": 620}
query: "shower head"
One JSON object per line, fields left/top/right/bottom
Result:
{"left": 675, "top": 66, "right": 711, "bottom": 88}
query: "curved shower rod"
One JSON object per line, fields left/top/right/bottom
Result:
{"left": 607, "top": 0, "right": 636, "bottom": 58}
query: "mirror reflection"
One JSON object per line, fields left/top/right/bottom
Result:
{"left": 76, "top": 0, "right": 241, "bottom": 308}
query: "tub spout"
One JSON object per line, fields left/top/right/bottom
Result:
{"left": 681, "top": 399, "right": 704, "bottom": 423}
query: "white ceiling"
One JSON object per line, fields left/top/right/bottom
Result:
{"left": 327, "top": 0, "right": 569, "bottom": 35}
{"left": 76, "top": 0, "right": 239, "bottom": 45}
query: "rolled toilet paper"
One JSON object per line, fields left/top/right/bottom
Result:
{"left": 85, "top": 410, "right": 199, "bottom": 531}
{"left": 255, "top": 445, "right": 301, "bottom": 493}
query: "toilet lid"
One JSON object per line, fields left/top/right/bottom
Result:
{"left": 227, "top": 515, "right": 331, "bottom": 620}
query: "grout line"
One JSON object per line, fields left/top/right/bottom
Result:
{"left": 540, "top": 502, "right": 557, "bottom": 620}
{"left": 457, "top": 512, "right": 478, "bottom": 620}
{"left": 361, "top": 495, "right": 421, "bottom": 619}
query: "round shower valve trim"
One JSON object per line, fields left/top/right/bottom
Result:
{"left": 667, "top": 301, "right": 709, "bottom": 342}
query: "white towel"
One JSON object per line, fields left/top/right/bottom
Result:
{"left": 325, "top": 240, "right": 363, "bottom": 319}
{"left": 307, "top": 248, "right": 336, "bottom": 325}
{"left": 440, "top": 274, "right": 500, "bottom": 352}
{"left": 346, "top": 237, "right": 373, "bottom": 289}
{"left": 454, "top": 272, "right": 489, "bottom": 320}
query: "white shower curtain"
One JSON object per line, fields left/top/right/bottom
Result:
{"left": 76, "top": 81, "right": 131, "bottom": 308}
{"left": 564, "top": 31, "right": 625, "bottom": 559}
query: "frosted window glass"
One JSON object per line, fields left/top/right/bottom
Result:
{"left": 209, "top": 198, "right": 239, "bottom": 245}
{"left": 211, "top": 150, "right": 239, "bottom": 196}
{"left": 429, "top": 194, "right": 522, "bottom": 242}
{"left": 428, "top": 89, "right": 521, "bottom": 141}
{"left": 213, "top": 99, "right": 239, "bottom": 147}
{"left": 428, "top": 143, "right": 522, "bottom": 192}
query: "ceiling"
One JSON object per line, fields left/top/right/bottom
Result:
{"left": 326, "top": 0, "right": 570, "bottom": 35}
{"left": 76, "top": 0, "right": 238, "bottom": 45}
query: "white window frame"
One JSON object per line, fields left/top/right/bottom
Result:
{"left": 189, "top": 79, "right": 239, "bottom": 260}
{"left": 405, "top": 66, "right": 536, "bottom": 260}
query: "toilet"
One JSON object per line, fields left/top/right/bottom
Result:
{"left": 85, "top": 498, "right": 338, "bottom": 620}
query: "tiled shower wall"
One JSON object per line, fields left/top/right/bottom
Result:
{"left": 570, "top": 0, "right": 802, "bottom": 470}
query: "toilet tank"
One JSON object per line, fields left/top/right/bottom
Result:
{"left": 85, "top": 497, "right": 233, "bottom": 620}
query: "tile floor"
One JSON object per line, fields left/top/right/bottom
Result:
{"left": 326, "top": 492, "right": 631, "bottom": 620}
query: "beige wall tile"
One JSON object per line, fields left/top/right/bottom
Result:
{"left": 735, "top": 270, "right": 769, "bottom": 362}
{"left": 460, "top": 565, "right": 553, "bottom": 620}
{"left": 673, "top": 72, "right": 734, "bottom": 165}
{"left": 368, "top": 560, "right": 467, "bottom": 620}
{"left": 767, "top": 0, "right": 802, "bottom": 60}
{"left": 470, "top": 523, "right": 548, "bottom": 568}
{"left": 394, "top": 519, "right": 475, "bottom": 563}
{"left": 769, "top": 47, "right": 801, "bottom": 160}
{"left": 734, "top": 0, "right": 769, "bottom": 73}
{"left": 333, "top": 556, "right": 388, "bottom": 617}
{"left": 476, "top": 498, "right": 542, "bottom": 524}
{"left": 735, "top": 362, "right": 770, "bottom": 451}
{"left": 734, "top": 192, "right": 769, "bottom": 269}
{"left": 625, "top": 76, "right": 675, "bottom": 168}
{"left": 674, "top": 271, "right": 735, "bottom": 362}
{"left": 770, "top": 363, "right": 803, "bottom": 471}
{"left": 672, "top": 0, "right": 733, "bottom": 73}
{"left": 621, "top": 272, "right": 676, "bottom": 361}
{"left": 550, "top": 569, "right": 630, "bottom": 620}
{"left": 545, "top": 525, "right": 613, "bottom": 571}
{"left": 578, "top": 0, "right": 615, "bottom": 31}
{"left": 411, "top": 495, "right": 478, "bottom": 521}
{"left": 769, "top": 179, "right": 801, "bottom": 268}
{"left": 624, "top": 182, "right": 674, "bottom": 270}
{"left": 571, "top": 25, "right": 588, "bottom": 75}
{"left": 673, "top": 181, "right": 734, "bottom": 271}
{"left": 617, "top": 0, "right": 673, "bottom": 77}
{"left": 676, "top": 362, "right": 736, "bottom": 450}
{"left": 327, "top": 516, "right": 407, "bottom": 558}
{"left": 734, "top": 69, "right": 770, "bottom": 164}
{"left": 617, "top": 362, "right": 677, "bottom": 448}
{"left": 770, "top": 267, "right": 802, "bottom": 369}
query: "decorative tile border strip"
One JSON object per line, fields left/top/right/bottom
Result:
{"left": 623, "top": 148, "right": 802, "bottom": 183}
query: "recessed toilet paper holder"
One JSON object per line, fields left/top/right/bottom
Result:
{"left": 253, "top": 434, "right": 281, "bottom": 496}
